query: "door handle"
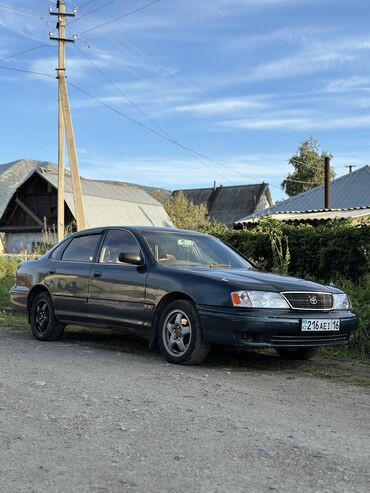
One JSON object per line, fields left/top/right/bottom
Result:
{"left": 48, "top": 268, "right": 56, "bottom": 275}
{"left": 93, "top": 271, "right": 102, "bottom": 278}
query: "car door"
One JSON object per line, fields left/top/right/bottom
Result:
{"left": 88, "top": 229, "right": 147, "bottom": 329}
{"left": 45, "top": 232, "right": 102, "bottom": 323}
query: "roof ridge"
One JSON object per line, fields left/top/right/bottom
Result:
{"left": 174, "top": 183, "right": 266, "bottom": 193}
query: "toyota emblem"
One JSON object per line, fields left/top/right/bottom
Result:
{"left": 309, "top": 296, "right": 318, "bottom": 305}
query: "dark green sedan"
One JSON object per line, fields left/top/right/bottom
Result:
{"left": 10, "top": 226, "right": 357, "bottom": 365}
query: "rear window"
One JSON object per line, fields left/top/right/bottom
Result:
{"left": 50, "top": 239, "right": 70, "bottom": 260}
{"left": 61, "top": 234, "right": 101, "bottom": 262}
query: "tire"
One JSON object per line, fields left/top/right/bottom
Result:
{"left": 158, "top": 300, "right": 210, "bottom": 365}
{"left": 276, "top": 347, "right": 319, "bottom": 360}
{"left": 30, "top": 292, "right": 65, "bottom": 341}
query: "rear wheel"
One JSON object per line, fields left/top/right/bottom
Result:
{"left": 158, "top": 300, "right": 210, "bottom": 365}
{"left": 30, "top": 292, "right": 65, "bottom": 341}
{"left": 276, "top": 347, "right": 319, "bottom": 360}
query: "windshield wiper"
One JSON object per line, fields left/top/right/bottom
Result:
{"left": 208, "top": 263, "right": 231, "bottom": 268}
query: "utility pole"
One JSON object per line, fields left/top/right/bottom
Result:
{"left": 345, "top": 164, "right": 356, "bottom": 174}
{"left": 50, "top": 2, "right": 86, "bottom": 235}
{"left": 324, "top": 156, "right": 331, "bottom": 209}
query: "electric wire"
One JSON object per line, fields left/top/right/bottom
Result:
{"left": 75, "top": 41, "right": 321, "bottom": 187}
{"left": 78, "top": 0, "right": 99, "bottom": 9}
{"left": 0, "top": 65, "right": 54, "bottom": 78}
{"left": 69, "top": 0, "right": 119, "bottom": 24}
{"left": 0, "top": 61, "right": 318, "bottom": 188}
{"left": 71, "top": 9, "right": 325, "bottom": 184}
{"left": 76, "top": 15, "right": 324, "bottom": 175}
{"left": 65, "top": 79, "right": 298, "bottom": 189}
{"left": 73, "top": 43, "right": 233, "bottom": 183}
{"left": 0, "top": 3, "right": 39, "bottom": 18}
{"left": 78, "top": 0, "right": 160, "bottom": 36}
{"left": 0, "top": 44, "right": 45, "bottom": 63}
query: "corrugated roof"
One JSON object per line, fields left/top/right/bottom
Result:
{"left": 0, "top": 159, "right": 51, "bottom": 220}
{"left": 237, "top": 206, "right": 370, "bottom": 224}
{"left": 173, "top": 183, "right": 272, "bottom": 227}
{"left": 236, "top": 165, "right": 370, "bottom": 224}
{"left": 0, "top": 159, "right": 173, "bottom": 228}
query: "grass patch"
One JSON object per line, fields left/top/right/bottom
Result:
{"left": 0, "top": 310, "right": 27, "bottom": 327}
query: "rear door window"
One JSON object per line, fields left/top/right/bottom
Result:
{"left": 61, "top": 234, "right": 101, "bottom": 262}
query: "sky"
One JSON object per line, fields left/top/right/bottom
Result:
{"left": 1, "top": 0, "right": 370, "bottom": 201}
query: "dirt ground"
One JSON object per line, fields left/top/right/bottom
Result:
{"left": 0, "top": 324, "right": 369, "bottom": 493}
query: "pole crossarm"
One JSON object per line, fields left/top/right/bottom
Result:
{"left": 49, "top": 36, "right": 76, "bottom": 43}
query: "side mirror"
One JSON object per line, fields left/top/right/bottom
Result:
{"left": 118, "top": 252, "right": 143, "bottom": 265}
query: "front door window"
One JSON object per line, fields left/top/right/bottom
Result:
{"left": 99, "top": 230, "right": 141, "bottom": 264}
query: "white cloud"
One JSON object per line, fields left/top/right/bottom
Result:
{"left": 222, "top": 114, "right": 370, "bottom": 131}
{"left": 162, "top": 97, "right": 268, "bottom": 116}
{"left": 325, "top": 77, "right": 370, "bottom": 93}
{"left": 79, "top": 153, "right": 291, "bottom": 190}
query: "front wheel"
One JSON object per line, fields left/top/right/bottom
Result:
{"left": 30, "top": 292, "right": 65, "bottom": 341}
{"left": 276, "top": 347, "right": 319, "bottom": 360}
{"left": 158, "top": 300, "right": 210, "bottom": 365}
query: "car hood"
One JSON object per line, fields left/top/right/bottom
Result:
{"left": 186, "top": 267, "right": 332, "bottom": 293}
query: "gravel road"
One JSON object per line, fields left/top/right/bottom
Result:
{"left": 0, "top": 325, "right": 369, "bottom": 493}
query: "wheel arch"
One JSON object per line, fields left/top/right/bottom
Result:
{"left": 27, "top": 285, "right": 52, "bottom": 320}
{"left": 149, "top": 291, "right": 196, "bottom": 348}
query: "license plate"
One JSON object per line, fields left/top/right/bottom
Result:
{"left": 302, "top": 319, "right": 340, "bottom": 332}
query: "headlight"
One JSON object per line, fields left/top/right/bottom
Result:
{"left": 231, "top": 291, "right": 290, "bottom": 309}
{"left": 332, "top": 293, "right": 351, "bottom": 310}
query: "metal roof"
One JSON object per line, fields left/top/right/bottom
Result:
{"left": 236, "top": 165, "right": 370, "bottom": 224}
{"left": 0, "top": 159, "right": 173, "bottom": 229}
{"left": 236, "top": 206, "right": 370, "bottom": 225}
{"left": 173, "top": 183, "right": 272, "bottom": 227}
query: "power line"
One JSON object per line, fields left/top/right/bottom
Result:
{"left": 71, "top": 8, "right": 295, "bottom": 180}
{"left": 79, "top": 34, "right": 221, "bottom": 152}
{"left": 0, "top": 60, "right": 314, "bottom": 189}
{"left": 74, "top": 43, "right": 233, "bottom": 184}
{"left": 0, "top": 2, "right": 40, "bottom": 18}
{"left": 0, "top": 44, "right": 44, "bottom": 63}
{"left": 70, "top": 0, "right": 119, "bottom": 24}
{"left": 78, "top": 0, "right": 99, "bottom": 8}
{"left": 65, "top": 79, "right": 288, "bottom": 188}
{"left": 75, "top": 37, "right": 276, "bottom": 185}
{"left": 110, "top": 33, "right": 214, "bottom": 102}
{"left": 0, "top": 65, "right": 54, "bottom": 78}
{"left": 78, "top": 0, "right": 160, "bottom": 35}
{"left": 73, "top": 44, "right": 310, "bottom": 188}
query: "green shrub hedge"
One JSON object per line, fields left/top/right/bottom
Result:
{"left": 218, "top": 220, "right": 370, "bottom": 283}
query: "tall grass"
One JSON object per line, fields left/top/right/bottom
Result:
{"left": 0, "top": 256, "right": 20, "bottom": 308}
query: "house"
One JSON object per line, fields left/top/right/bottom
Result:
{"left": 0, "top": 159, "right": 173, "bottom": 252}
{"left": 172, "top": 183, "right": 273, "bottom": 228}
{"left": 235, "top": 165, "right": 370, "bottom": 227}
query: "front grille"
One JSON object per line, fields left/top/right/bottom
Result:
{"left": 270, "top": 333, "right": 350, "bottom": 347}
{"left": 282, "top": 292, "right": 333, "bottom": 310}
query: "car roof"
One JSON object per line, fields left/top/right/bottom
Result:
{"left": 72, "top": 226, "right": 209, "bottom": 237}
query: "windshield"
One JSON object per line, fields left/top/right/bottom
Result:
{"left": 141, "top": 231, "right": 252, "bottom": 269}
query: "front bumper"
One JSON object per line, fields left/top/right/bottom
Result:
{"left": 198, "top": 305, "right": 358, "bottom": 348}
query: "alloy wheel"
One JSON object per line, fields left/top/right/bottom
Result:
{"left": 162, "top": 309, "right": 192, "bottom": 356}
{"left": 35, "top": 301, "right": 50, "bottom": 333}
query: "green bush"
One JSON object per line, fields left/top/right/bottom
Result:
{"left": 219, "top": 220, "right": 370, "bottom": 283}
{"left": 335, "top": 275, "right": 370, "bottom": 355}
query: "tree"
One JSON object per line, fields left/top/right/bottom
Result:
{"left": 150, "top": 190, "right": 227, "bottom": 234}
{"left": 281, "top": 138, "right": 335, "bottom": 197}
